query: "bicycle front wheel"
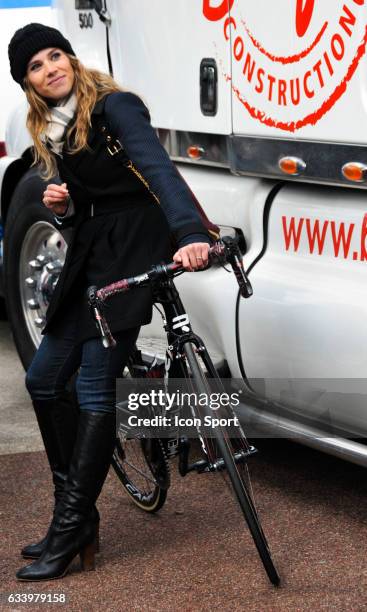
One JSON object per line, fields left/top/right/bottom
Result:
{"left": 183, "top": 343, "right": 280, "bottom": 586}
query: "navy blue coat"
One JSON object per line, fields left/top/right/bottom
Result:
{"left": 42, "top": 92, "right": 210, "bottom": 341}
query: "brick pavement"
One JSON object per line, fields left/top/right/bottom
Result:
{"left": 1, "top": 440, "right": 367, "bottom": 612}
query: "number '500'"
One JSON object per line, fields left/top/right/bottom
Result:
{"left": 79, "top": 12, "right": 94, "bottom": 29}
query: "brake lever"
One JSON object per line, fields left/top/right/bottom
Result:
{"left": 221, "top": 236, "right": 253, "bottom": 299}
{"left": 87, "top": 286, "right": 117, "bottom": 348}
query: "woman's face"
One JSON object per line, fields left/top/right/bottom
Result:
{"left": 26, "top": 47, "right": 74, "bottom": 101}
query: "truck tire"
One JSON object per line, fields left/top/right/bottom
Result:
{"left": 3, "top": 168, "right": 68, "bottom": 370}
{"left": 0, "top": 298, "right": 7, "bottom": 320}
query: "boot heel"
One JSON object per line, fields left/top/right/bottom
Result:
{"left": 80, "top": 541, "right": 96, "bottom": 571}
{"left": 94, "top": 523, "right": 100, "bottom": 554}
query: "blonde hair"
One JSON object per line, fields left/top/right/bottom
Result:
{"left": 24, "top": 54, "right": 122, "bottom": 180}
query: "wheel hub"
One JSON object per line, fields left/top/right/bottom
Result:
{"left": 20, "top": 221, "right": 67, "bottom": 348}
{"left": 38, "top": 263, "right": 63, "bottom": 306}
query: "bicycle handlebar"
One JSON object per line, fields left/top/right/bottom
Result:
{"left": 87, "top": 236, "right": 252, "bottom": 348}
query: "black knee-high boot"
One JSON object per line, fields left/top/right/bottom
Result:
{"left": 21, "top": 393, "right": 100, "bottom": 559}
{"left": 16, "top": 410, "right": 116, "bottom": 581}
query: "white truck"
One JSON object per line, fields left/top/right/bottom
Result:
{"left": 0, "top": 1, "right": 52, "bottom": 286}
{"left": 0, "top": 1, "right": 53, "bottom": 141}
{"left": 2, "top": 0, "right": 367, "bottom": 465}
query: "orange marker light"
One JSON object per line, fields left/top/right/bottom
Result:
{"left": 187, "top": 146, "right": 205, "bottom": 160}
{"left": 342, "top": 162, "right": 367, "bottom": 183}
{"left": 279, "top": 156, "right": 306, "bottom": 176}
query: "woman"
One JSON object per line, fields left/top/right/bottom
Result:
{"left": 8, "top": 23, "right": 211, "bottom": 581}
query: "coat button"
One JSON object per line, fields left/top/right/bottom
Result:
{"left": 106, "top": 135, "right": 112, "bottom": 142}
{"left": 101, "top": 126, "right": 107, "bottom": 132}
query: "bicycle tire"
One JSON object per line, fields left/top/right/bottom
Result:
{"left": 183, "top": 343, "right": 280, "bottom": 586}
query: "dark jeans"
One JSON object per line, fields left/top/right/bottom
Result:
{"left": 25, "top": 306, "right": 140, "bottom": 414}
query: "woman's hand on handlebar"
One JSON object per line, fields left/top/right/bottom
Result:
{"left": 173, "top": 242, "right": 210, "bottom": 271}
{"left": 43, "top": 183, "right": 70, "bottom": 216}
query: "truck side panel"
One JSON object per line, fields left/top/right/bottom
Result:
{"left": 226, "top": 0, "right": 367, "bottom": 143}
{"left": 109, "top": 0, "right": 232, "bottom": 134}
{"left": 239, "top": 182, "right": 367, "bottom": 435}
{"left": 53, "top": 0, "right": 109, "bottom": 73}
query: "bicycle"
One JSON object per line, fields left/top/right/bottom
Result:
{"left": 87, "top": 236, "right": 280, "bottom": 586}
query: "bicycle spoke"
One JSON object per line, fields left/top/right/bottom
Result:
{"left": 122, "top": 457, "right": 159, "bottom": 486}
{"left": 122, "top": 439, "right": 156, "bottom": 492}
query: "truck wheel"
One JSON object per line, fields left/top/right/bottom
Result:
{"left": 3, "top": 169, "right": 68, "bottom": 370}
{"left": 0, "top": 298, "right": 7, "bottom": 320}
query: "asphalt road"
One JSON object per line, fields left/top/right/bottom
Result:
{"left": 1, "top": 318, "right": 367, "bottom": 611}
{"left": 0, "top": 318, "right": 42, "bottom": 455}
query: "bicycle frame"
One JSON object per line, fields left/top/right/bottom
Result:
{"left": 140, "top": 276, "right": 257, "bottom": 476}
{"left": 152, "top": 276, "right": 218, "bottom": 377}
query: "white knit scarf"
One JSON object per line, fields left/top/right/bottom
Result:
{"left": 45, "top": 92, "right": 78, "bottom": 156}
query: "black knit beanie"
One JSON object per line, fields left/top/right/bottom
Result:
{"left": 8, "top": 23, "right": 75, "bottom": 88}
